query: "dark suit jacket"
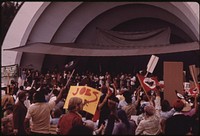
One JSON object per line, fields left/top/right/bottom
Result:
{"left": 13, "top": 100, "right": 27, "bottom": 135}
{"left": 165, "top": 113, "right": 192, "bottom": 135}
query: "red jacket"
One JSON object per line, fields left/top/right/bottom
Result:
{"left": 57, "top": 111, "right": 83, "bottom": 135}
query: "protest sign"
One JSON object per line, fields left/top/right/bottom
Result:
{"left": 147, "top": 55, "right": 159, "bottom": 74}
{"left": 1, "top": 64, "right": 18, "bottom": 77}
{"left": 137, "top": 73, "right": 159, "bottom": 93}
{"left": 188, "top": 85, "right": 200, "bottom": 96}
{"left": 64, "top": 86, "right": 101, "bottom": 115}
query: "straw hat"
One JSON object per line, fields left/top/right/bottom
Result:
{"left": 173, "top": 99, "right": 191, "bottom": 112}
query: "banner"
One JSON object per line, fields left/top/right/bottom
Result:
{"left": 64, "top": 86, "right": 101, "bottom": 115}
{"left": 1, "top": 64, "right": 18, "bottom": 77}
{"left": 188, "top": 85, "right": 200, "bottom": 96}
{"left": 137, "top": 74, "right": 159, "bottom": 93}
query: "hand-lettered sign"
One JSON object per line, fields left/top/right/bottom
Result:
{"left": 64, "top": 86, "right": 101, "bottom": 115}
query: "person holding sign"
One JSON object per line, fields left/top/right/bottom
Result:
{"left": 57, "top": 97, "right": 84, "bottom": 135}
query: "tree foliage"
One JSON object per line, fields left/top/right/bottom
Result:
{"left": 1, "top": 1, "right": 24, "bottom": 44}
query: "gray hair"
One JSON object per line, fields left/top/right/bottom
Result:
{"left": 68, "top": 97, "right": 83, "bottom": 111}
{"left": 144, "top": 105, "right": 155, "bottom": 116}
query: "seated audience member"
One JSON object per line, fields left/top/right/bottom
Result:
{"left": 50, "top": 108, "right": 62, "bottom": 125}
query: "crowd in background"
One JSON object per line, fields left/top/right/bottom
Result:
{"left": 1, "top": 68, "right": 199, "bottom": 135}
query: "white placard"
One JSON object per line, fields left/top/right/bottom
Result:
{"left": 147, "top": 55, "right": 159, "bottom": 73}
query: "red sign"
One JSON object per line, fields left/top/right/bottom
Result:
{"left": 188, "top": 84, "right": 200, "bottom": 96}
{"left": 137, "top": 74, "right": 159, "bottom": 92}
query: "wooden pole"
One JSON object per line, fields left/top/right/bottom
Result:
{"left": 64, "top": 69, "right": 75, "bottom": 88}
{"left": 31, "top": 80, "right": 35, "bottom": 89}
{"left": 136, "top": 73, "right": 153, "bottom": 106}
{"left": 189, "top": 65, "right": 199, "bottom": 94}
{"left": 7, "top": 72, "right": 10, "bottom": 85}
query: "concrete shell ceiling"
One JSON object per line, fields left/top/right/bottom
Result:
{"left": 2, "top": 2, "right": 199, "bottom": 70}
{"left": 28, "top": 2, "right": 199, "bottom": 44}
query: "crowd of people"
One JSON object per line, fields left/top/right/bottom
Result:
{"left": 1, "top": 68, "right": 199, "bottom": 135}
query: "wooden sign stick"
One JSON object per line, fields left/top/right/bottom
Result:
{"left": 136, "top": 74, "right": 153, "bottom": 106}
{"left": 31, "top": 80, "right": 35, "bottom": 89}
{"left": 64, "top": 69, "right": 75, "bottom": 88}
{"left": 7, "top": 72, "right": 10, "bottom": 85}
{"left": 189, "top": 65, "right": 199, "bottom": 94}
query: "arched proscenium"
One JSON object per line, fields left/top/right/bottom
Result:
{"left": 2, "top": 2, "right": 199, "bottom": 71}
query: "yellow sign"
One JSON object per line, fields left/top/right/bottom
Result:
{"left": 64, "top": 86, "right": 102, "bottom": 115}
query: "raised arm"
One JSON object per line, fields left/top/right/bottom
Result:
{"left": 135, "top": 86, "right": 141, "bottom": 107}
{"left": 98, "top": 92, "right": 110, "bottom": 110}
{"left": 55, "top": 86, "right": 66, "bottom": 104}
{"left": 111, "top": 83, "right": 117, "bottom": 96}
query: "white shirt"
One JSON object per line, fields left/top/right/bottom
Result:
{"left": 26, "top": 101, "right": 56, "bottom": 134}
